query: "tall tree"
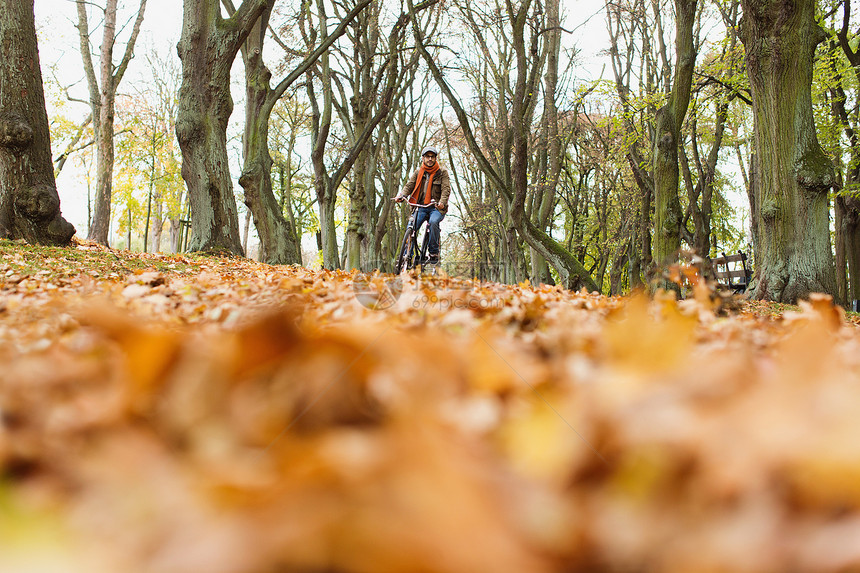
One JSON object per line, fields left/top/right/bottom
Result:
{"left": 75, "top": 0, "right": 147, "bottom": 245}
{"left": 339, "top": 0, "right": 431, "bottom": 270}
{"left": 371, "top": 70, "right": 431, "bottom": 270}
{"left": 270, "top": 97, "right": 316, "bottom": 260}
{"left": 225, "top": 0, "right": 371, "bottom": 265}
{"left": 175, "top": 0, "right": 269, "bottom": 255}
{"left": 304, "top": 0, "right": 340, "bottom": 268}
{"left": 412, "top": 0, "right": 598, "bottom": 291}
{"left": 341, "top": 0, "right": 389, "bottom": 271}
{"left": 305, "top": 0, "right": 435, "bottom": 269}
{"left": 0, "top": 0, "right": 75, "bottom": 245}
{"left": 529, "top": 0, "right": 563, "bottom": 285}
{"left": 681, "top": 0, "right": 746, "bottom": 261}
{"left": 606, "top": 0, "right": 656, "bottom": 285}
{"left": 652, "top": 0, "right": 697, "bottom": 271}
{"left": 740, "top": 0, "right": 836, "bottom": 302}
{"left": 828, "top": 2, "right": 860, "bottom": 307}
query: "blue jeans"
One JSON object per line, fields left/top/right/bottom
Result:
{"left": 413, "top": 206, "right": 444, "bottom": 256}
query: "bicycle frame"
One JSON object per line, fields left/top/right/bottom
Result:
{"left": 394, "top": 200, "right": 435, "bottom": 273}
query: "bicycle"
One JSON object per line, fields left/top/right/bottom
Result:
{"left": 393, "top": 198, "right": 440, "bottom": 274}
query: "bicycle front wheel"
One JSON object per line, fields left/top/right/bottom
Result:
{"left": 394, "top": 227, "right": 413, "bottom": 273}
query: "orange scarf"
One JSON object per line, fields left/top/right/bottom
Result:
{"left": 409, "top": 162, "right": 440, "bottom": 205}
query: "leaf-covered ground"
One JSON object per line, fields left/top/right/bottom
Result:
{"left": 3, "top": 238, "right": 860, "bottom": 573}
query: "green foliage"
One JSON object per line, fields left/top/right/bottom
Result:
{"left": 813, "top": 11, "right": 860, "bottom": 206}
{"left": 811, "top": 39, "right": 848, "bottom": 162}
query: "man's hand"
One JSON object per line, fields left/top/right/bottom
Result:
{"left": 394, "top": 196, "right": 405, "bottom": 203}
{"left": 437, "top": 202, "right": 446, "bottom": 210}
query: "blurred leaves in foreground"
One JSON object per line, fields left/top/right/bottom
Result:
{"left": 2, "top": 239, "right": 860, "bottom": 572}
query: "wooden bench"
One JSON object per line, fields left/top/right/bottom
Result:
{"left": 710, "top": 251, "right": 752, "bottom": 293}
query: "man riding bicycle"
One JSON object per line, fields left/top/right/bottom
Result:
{"left": 394, "top": 146, "right": 451, "bottom": 264}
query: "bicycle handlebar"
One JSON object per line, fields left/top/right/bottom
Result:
{"left": 393, "top": 197, "right": 436, "bottom": 208}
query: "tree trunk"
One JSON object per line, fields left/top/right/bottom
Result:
{"left": 606, "top": 0, "right": 654, "bottom": 286}
{"left": 684, "top": 100, "right": 729, "bottom": 259}
{"left": 745, "top": 149, "right": 758, "bottom": 257}
{"left": 306, "top": 0, "right": 340, "bottom": 269}
{"left": 243, "top": 208, "right": 251, "bottom": 256}
{"left": 151, "top": 190, "right": 163, "bottom": 252}
{"left": 652, "top": 0, "right": 697, "bottom": 269}
{"left": 307, "top": 60, "right": 340, "bottom": 268}
{"left": 412, "top": 0, "right": 596, "bottom": 291}
{"left": 239, "top": 21, "right": 300, "bottom": 265}
{"left": 341, "top": 3, "right": 421, "bottom": 271}
{"left": 89, "top": 81, "right": 116, "bottom": 245}
{"left": 144, "top": 166, "right": 154, "bottom": 252}
{"left": 835, "top": 194, "right": 848, "bottom": 305}
{"left": 0, "top": 0, "right": 75, "bottom": 245}
{"left": 344, "top": 4, "right": 377, "bottom": 271}
{"left": 168, "top": 217, "right": 181, "bottom": 253}
{"left": 530, "top": 0, "right": 561, "bottom": 286}
{"left": 318, "top": 191, "right": 339, "bottom": 267}
{"left": 506, "top": 0, "right": 598, "bottom": 292}
{"left": 126, "top": 207, "right": 132, "bottom": 250}
{"left": 176, "top": 0, "right": 267, "bottom": 256}
{"left": 826, "top": 31, "right": 860, "bottom": 307}
{"left": 346, "top": 146, "right": 371, "bottom": 271}
{"left": 372, "top": 105, "right": 413, "bottom": 270}
{"left": 844, "top": 197, "right": 860, "bottom": 305}
{"left": 345, "top": 147, "right": 369, "bottom": 271}
{"left": 741, "top": 0, "right": 836, "bottom": 302}
{"left": 610, "top": 250, "right": 629, "bottom": 295}
{"left": 234, "top": 0, "right": 370, "bottom": 266}
{"left": 77, "top": 0, "right": 147, "bottom": 246}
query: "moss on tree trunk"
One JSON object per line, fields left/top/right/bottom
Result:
{"left": 652, "top": 0, "right": 696, "bottom": 277}
{"left": 176, "top": 0, "right": 268, "bottom": 256}
{"left": 238, "top": 13, "right": 301, "bottom": 265}
{"left": 741, "top": 0, "right": 836, "bottom": 302}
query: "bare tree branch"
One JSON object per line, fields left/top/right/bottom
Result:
{"left": 113, "top": 0, "right": 147, "bottom": 86}
{"left": 54, "top": 113, "right": 93, "bottom": 176}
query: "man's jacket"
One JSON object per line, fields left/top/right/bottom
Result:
{"left": 401, "top": 166, "right": 451, "bottom": 211}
